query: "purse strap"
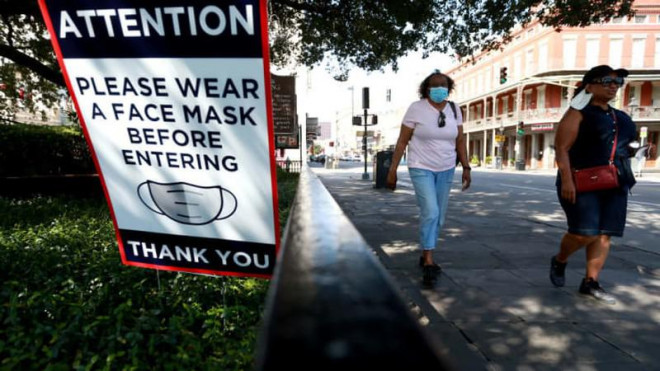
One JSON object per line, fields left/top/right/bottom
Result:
{"left": 608, "top": 110, "right": 618, "bottom": 165}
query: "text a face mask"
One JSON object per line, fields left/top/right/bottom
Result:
{"left": 429, "top": 87, "right": 449, "bottom": 103}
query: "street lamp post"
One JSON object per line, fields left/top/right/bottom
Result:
{"left": 361, "top": 87, "right": 370, "bottom": 180}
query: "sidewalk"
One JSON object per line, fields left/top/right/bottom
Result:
{"left": 313, "top": 166, "right": 660, "bottom": 370}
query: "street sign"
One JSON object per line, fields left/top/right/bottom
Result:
{"left": 39, "top": 0, "right": 278, "bottom": 278}
{"left": 495, "top": 135, "right": 506, "bottom": 142}
{"left": 275, "top": 132, "right": 299, "bottom": 149}
{"left": 641, "top": 126, "right": 648, "bottom": 138}
{"left": 531, "top": 124, "right": 554, "bottom": 132}
{"left": 271, "top": 74, "right": 296, "bottom": 134}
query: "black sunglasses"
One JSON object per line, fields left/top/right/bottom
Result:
{"left": 438, "top": 112, "right": 446, "bottom": 128}
{"left": 592, "top": 76, "right": 624, "bottom": 86}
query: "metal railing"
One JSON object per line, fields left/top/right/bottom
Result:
{"left": 255, "top": 167, "right": 451, "bottom": 370}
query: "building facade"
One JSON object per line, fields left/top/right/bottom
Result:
{"left": 446, "top": 0, "right": 660, "bottom": 170}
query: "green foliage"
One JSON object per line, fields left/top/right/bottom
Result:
{"left": 0, "top": 12, "right": 62, "bottom": 121}
{"left": 275, "top": 167, "right": 299, "bottom": 229}
{"left": 485, "top": 156, "right": 493, "bottom": 165}
{"left": 268, "top": 0, "right": 635, "bottom": 76}
{"left": 0, "top": 123, "right": 95, "bottom": 177}
{"left": 0, "top": 172, "right": 299, "bottom": 370}
{"left": 0, "top": 0, "right": 637, "bottom": 98}
{"left": 470, "top": 155, "right": 480, "bottom": 165}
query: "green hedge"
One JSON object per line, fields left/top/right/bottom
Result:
{"left": 0, "top": 171, "right": 299, "bottom": 370}
{"left": 0, "top": 124, "right": 95, "bottom": 177}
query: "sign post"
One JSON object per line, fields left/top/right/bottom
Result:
{"left": 39, "top": 0, "right": 279, "bottom": 278}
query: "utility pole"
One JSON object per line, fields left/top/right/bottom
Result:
{"left": 362, "top": 87, "right": 370, "bottom": 180}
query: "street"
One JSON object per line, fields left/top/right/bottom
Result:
{"left": 312, "top": 160, "right": 660, "bottom": 256}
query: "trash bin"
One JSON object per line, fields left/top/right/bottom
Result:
{"left": 515, "top": 160, "right": 526, "bottom": 170}
{"left": 494, "top": 156, "right": 502, "bottom": 170}
{"left": 373, "top": 150, "right": 393, "bottom": 188}
{"left": 325, "top": 156, "right": 335, "bottom": 169}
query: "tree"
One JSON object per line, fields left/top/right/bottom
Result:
{"left": 0, "top": 0, "right": 635, "bottom": 119}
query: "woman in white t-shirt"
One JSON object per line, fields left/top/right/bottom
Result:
{"left": 386, "top": 70, "right": 471, "bottom": 284}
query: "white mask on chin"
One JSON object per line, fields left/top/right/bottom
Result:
{"left": 570, "top": 89, "right": 593, "bottom": 110}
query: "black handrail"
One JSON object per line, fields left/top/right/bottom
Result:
{"left": 255, "top": 167, "right": 452, "bottom": 370}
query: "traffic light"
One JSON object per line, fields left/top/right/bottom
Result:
{"left": 371, "top": 115, "right": 378, "bottom": 125}
{"left": 517, "top": 121, "right": 524, "bottom": 136}
{"left": 499, "top": 67, "right": 508, "bottom": 84}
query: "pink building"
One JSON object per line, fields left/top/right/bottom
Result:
{"left": 446, "top": 0, "right": 660, "bottom": 170}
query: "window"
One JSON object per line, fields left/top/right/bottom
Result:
{"left": 585, "top": 37, "right": 600, "bottom": 67}
{"left": 485, "top": 67, "right": 491, "bottom": 91}
{"left": 524, "top": 91, "right": 532, "bottom": 110}
{"left": 655, "top": 37, "right": 660, "bottom": 68}
{"left": 537, "top": 87, "right": 546, "bottom": 110}
{"left": 563, "top": 37, "right": 577, "bottom": 69}
{"left": 628, "top": 85, "right": 638, "bottom": 103}
{"left": 538, "top": 43, "right": 548, "bottom": 71}
{"left": 632, "top": 38, "right": 646, "bottom": 68}
{"left": 514, "top": 53, "right": 522, "bottom": 80}
{"left": 635, "top": 15, "right": 647, "bottom": 24}
{"left": 609, "top": 36, "right": 623, "bottom": 66}
{"left": 612, "top": 17, "right": 624, "bottom": 24}
{"left": 386, "top": 89, "right": 392, "bottom": 103}
{"left": 525, "top": 48, "right": 535, "bottom": 76}
{"left": 652, "top": 85, "right": 660, "bottom": 106}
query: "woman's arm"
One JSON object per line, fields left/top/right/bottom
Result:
{"left": 555, "top": 108, "right": 582, "bottom": 204}
{"left": 456, "top": 125, "right": 471, "bottom": 190}
{"left": 386, "top": 125, "right": 414, "bottom": 190}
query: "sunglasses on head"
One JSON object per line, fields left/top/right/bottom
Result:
{"left": 438, "top": 112, "right": 446, "bottom": 128}
{"left": 592, "top": 76, "right": 624, "bottom": 86}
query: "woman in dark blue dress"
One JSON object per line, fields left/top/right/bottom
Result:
{"left": 549, "top": 65, "right": 637, "bottom": 304}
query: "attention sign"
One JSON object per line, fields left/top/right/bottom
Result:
{"left": 39, "top": 0, "right": 279, "bottom": 278}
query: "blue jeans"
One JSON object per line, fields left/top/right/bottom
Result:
{"left": 408, "top": 167, "right": 455, "bottom": 250}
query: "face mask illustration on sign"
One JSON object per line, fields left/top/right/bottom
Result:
{"left": 138, "top": 181, "right": 237, "bottom": 225}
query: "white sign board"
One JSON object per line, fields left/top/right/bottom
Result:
{"left": 39, "top": 0, "right": 278, "bottom": 278}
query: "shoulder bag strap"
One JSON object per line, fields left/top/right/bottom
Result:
{"left": 608, "top": 110, "right": 618, "bottom": 164}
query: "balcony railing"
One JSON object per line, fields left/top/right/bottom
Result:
{"left": 463, "top": 105, "right": 660, "bottom": 132}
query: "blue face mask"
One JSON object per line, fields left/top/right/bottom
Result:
{"left": 429, "top": 87, "right": 449, "bottom": 103}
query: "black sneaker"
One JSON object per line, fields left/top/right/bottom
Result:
{"left": 419, "top": 256, "right": 441, "bottom": 273}
{"left": 422, "top": 265, "right": 439, "bottom": 285}
{"left": 579, "top": 278, "right": 616, "bottom": 305}
{"left": 549, "top": 255, "right": 567, "bottom": 287}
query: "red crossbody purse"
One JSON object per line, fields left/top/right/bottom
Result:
{"left": 572, "top": 110, "right": 620, "bottom": 193}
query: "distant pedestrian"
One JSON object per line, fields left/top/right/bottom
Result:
{"left": 551, "top": 65, "right": 637, "bottom": 304}
{"left": 386, "top": 70, "right": 471, "bottom": 284}
{"left": 634, "top": 144, "right": 651, "bottom": 177}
